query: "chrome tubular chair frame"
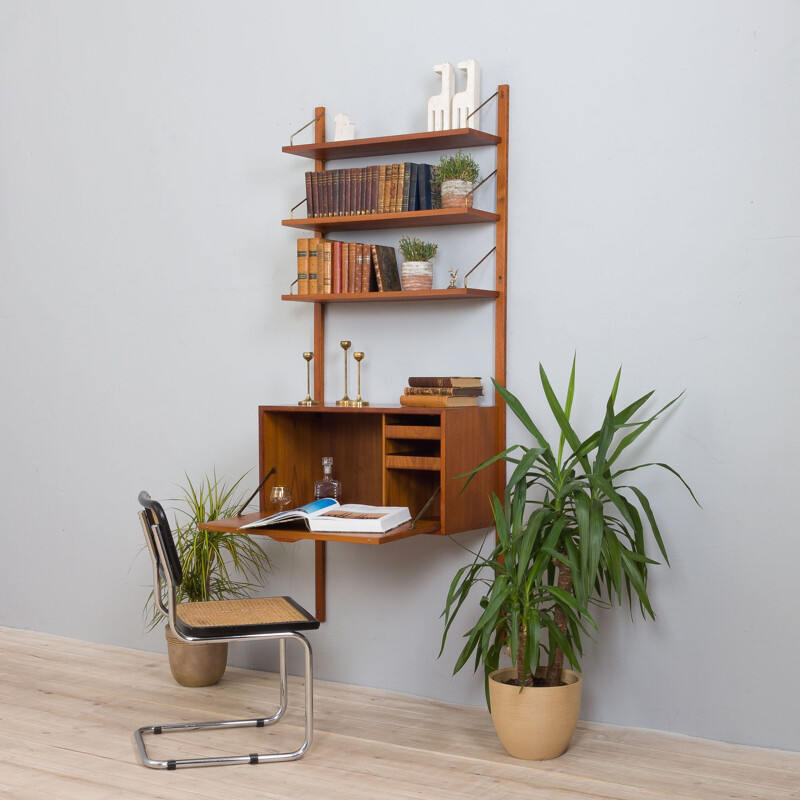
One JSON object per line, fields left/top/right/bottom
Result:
{"left": 135, "top": 493, "right": 318, "bottom": 770}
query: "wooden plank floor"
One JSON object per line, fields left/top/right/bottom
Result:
{"left": 0, "top": 627, "right": 797, "bottom": 799}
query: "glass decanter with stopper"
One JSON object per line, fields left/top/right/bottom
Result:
{"left": 313, "top": 456, "right": 341, "bottom": 501}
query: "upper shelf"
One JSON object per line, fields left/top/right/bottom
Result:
{"left": 283, "top": 127, "right": 501, "bottom": 161}
{"left": 282, "top": 206, "right": 499, "bottom": 232}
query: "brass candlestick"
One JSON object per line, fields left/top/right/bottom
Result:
{"left": 351, "top": 351, "right": 368, "bottom": 407}
{"left": 336, "top": 340, "right": 352, "bottom": 406}
{"left": 298, "top": 352, "right": 319, "bottom": 406}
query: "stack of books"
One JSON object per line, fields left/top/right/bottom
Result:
{"left": 399, "top": 377, "right": 483, "bottom": 408}
{"left": 305, "top": 163, "right": 441, "bottom": 219}
{"left": 296, "top": 238, "right": 400, "bottom": 295}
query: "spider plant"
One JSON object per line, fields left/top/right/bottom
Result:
{"left": 441, "top": 358, "right": 698, "bottom": 699}
{"left": 143, "top": 471, "right": 271, "bottom": 630}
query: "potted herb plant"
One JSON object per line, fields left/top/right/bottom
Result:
{"left": 398, "top": 236, "right": 438, "bottom": 290}
{"left": 441, "top": 359, "right": 698, "bottom": 759}
{"left": 143, "top": 471, "right": 271, "bottom": 687}
{"left": 438, "top": 150, "right": 480, "bottom": 209}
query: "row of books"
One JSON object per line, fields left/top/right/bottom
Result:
{"left": 398, "top": 377, "right": 484, "bottom": 408}
{"left": 305, "top": 163, "right": 441, "bottom": 219}
{"left": 296, "top": 238, "right": 400, "bottom": 295}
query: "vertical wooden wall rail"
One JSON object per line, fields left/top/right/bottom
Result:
{"left": 313, "top": 106, "right": 327, "bottom": 622}
{"left": 494, "top": 85, "right": 510, "bottom": 493}
{"left": 313, "top": 107, "right": 326, "bottom": 406}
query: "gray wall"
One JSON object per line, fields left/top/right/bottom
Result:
{"left": 2, "top": 0, "right": 798, "bottom": 751}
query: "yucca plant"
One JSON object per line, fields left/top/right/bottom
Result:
{"left": 441, "top": 358, "right": 698, "bottom": 699}
{"left": 143, "top": 471, "right": 271, "bottom": 630}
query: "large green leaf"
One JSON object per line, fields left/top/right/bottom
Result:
{"left": 539, "top": 363, "right": 590, "bottom": 475}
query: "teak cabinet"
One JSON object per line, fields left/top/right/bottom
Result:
{"left": 202, "top": 86, "right": 509, "bottom": 620}
{"left": 256, "top": 404, "right": 499, "bottom": 542}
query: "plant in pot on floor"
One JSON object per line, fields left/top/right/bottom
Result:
{"left": 398, "top": 236, "right": 438, "bottom": 290}
{"left": 143, "top": 471, "right": 271, "bottom": 687}
{"left": 440, "top": 358, "right": 698, "bottom": 760}
{"left": 438, "top": 150, "right": 480, "bottom": 209}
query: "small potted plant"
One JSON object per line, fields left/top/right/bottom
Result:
{"left": 441, "top": 359, "right": 698, "bottom": 760}
{"left": 438, "top": 150, "right": 480, "bottom": 208}
{"left": 398, "top": 236, "right": 438, "bottom": 290}
{"left": 143, "top": 471, "right": 271, "bottom": 686}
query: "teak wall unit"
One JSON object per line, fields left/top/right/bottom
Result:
{"left": 202, "top": 86, "right": 509, "bottom": 622}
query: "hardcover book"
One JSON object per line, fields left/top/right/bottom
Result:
{"left": 322, "top": 240, "right": 333, "bottom": 294}
{"left": 377, "top": 165, "right": 387, "bottom": 214}
{"left": 354, "top": 244, "right": 364, "bottom": 293}
{"left": 332, "top": 170, "right": 341, "bottom": 217}
{"left": 312, "top": 173, "right": 322, "bottom": 218}
{"left": 361, "top": 244, "right": 372, "bottom": 292}
{"left": 305, "top": 172, "right": 314, "bottom": 218}
{"left": 332, "top": 240, "right": 343, "bottom": 293}
{"left": 371, "top": 244, "right": 401, "bottom": 292}
{"left": 416, "top": 164, "right": 433, "bottom": 211}
{"left": 347, "top": 242, "right": 357, "bottom": 293}
{"left": 307, "top": 238, "right": 320, "bottom": 293}
{"left": 407, "top": 377, "right": 482, "bottom": 388}
{"left": 401, "top": 162, "right": 412, "bottom": 212}
{"left": 296, "top": 238, "right": 309, "bottom": 295}
{"left": 399, "top": 394, "right": 479, "bottom": 408}
{"left": 403, "top": 386, "right": 483, "bottom": 397}
{"left": 360, "top": 167, "right": 367, "bottom": 215}
{"left": 240, "top": 498, "right": 412, "bottom": 533}
{"left": 368, "top": 164, "right": 378, "bottom": 214}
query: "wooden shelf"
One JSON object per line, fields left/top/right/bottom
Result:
{"left": 386, "top": 454, "right": 441, "bottom": 471}
{"left": 199, "top": 512, "right": 440, "bottom": 546}
{"left": 283, "top": 206, "right": 498, "bottom": 232}
{"left": 282, "top": 287, "right": 499, "bottom": 304}
{"left": 282, "top": 127, "right": 501, "bottom": 161}
{"left": 385, "top": 424, "right": 442, "bottom": 440}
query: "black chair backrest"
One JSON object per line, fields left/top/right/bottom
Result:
{"left": 138, "top": 491, "right": 183, "bottom": 587}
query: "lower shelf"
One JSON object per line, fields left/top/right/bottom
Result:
{"left": 199, "top": 513, "right": 440, "bottom": 545}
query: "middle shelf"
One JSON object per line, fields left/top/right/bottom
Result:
{"left": 282, "top": 206, "right": 499, "bottom": 232}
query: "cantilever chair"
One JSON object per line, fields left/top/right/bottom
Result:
{"left": 135, "top": 491, "right": 320, "bottom": 769}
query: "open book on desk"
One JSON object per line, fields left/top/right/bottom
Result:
{"left": 240, "top": 498, "right": 412, "bottom": 533}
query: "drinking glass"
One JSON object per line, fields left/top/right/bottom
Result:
{"left": 270, "top": 485, "right": 292, "bottom": 512}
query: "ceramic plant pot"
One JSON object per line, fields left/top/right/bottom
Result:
{"left": 165, "top": 626, "right": 228, "bottom": 687}
{"left": 441, "top": 179, "right": 475, "bottom": 209}
{"left": 401, "top": 260, "right": 434, "bottom": 290}
{"left": 488, "top": 667, "right": 582, "bottom": 760}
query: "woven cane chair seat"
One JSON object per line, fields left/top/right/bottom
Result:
{"left": 175, "top": 596, "right": 319, "bottom": 638}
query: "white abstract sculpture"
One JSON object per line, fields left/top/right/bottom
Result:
{"left": 334, "top": 113, "right": 356, "bottom": 141}
{"left": 452, "top": 59, "right": 481, "bottom": 129}
{"left": 427, "top": 62, "right": 455, "bottom": 132}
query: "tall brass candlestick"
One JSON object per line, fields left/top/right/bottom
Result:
{"left": 336, "top": 340, "right": 352, "bottom": 406}
{"left": 351, "top": 351, "right": 368, "bottom": 407}
{"left": 298, "top": 352, "right": 319, "bottom": 406}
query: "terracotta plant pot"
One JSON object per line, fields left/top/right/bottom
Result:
{"left": 401, "top": 260, "right": 433, "bottom": 290}
{"left": 488, "top": 667, "right": 582, "bottom": 760}
{"left": 441, "top": 179, "right": 475, "bottom": 209}
{"left": 164, "top": 626, "right": 228, "bottom": 687}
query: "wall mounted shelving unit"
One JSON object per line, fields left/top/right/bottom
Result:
{"left": 202, "top": 86, "right": 510, "bottom": 621}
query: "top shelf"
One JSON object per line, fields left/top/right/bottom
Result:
{"left": 282, "top": 127, "right": 501, "bottom": 161}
